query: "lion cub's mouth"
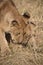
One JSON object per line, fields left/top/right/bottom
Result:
{"left": 5, "top": 32, "right": 28, "bottom": 47}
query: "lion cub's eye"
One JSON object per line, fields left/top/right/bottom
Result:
{"left": 12, "top": 20, "right": 18, "bottom": 26}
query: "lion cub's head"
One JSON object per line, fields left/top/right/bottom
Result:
{"left": 0, "top": 0, "right": 26, "bottom": 44}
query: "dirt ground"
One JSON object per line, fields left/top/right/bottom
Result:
{"left": 0, "top": 0, "right": 43, "bottom": 65}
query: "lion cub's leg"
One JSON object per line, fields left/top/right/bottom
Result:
{"left": 0, "top": 29, "right": 11, "bottom": 56}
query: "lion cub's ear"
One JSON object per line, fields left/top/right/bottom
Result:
{"left": 22, "top": 12, "right": 30, "bottom": 19}
{"left": 22, "top": 12, "right": 30, "bottom": 24}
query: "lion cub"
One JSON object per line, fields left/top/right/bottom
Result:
{"left": 0, "top": 0, "right": 26, "bottom": 56}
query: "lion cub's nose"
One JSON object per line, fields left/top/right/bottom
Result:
{"left": 5, "top": 32, "right": 12, "bottom": 43}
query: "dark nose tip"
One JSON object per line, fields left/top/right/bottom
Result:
{"left": 5, "top": 32, "right": 12, "bottom": 43}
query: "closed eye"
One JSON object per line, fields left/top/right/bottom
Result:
{"left": 12, "top": 20, "right": 18, "bottom": 26}
{"left": 27, "top": 21, "right": 36, "bottom": 26}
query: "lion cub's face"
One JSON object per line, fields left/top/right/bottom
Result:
{"left": 5, "top": 12, "right": 24, "bottom": 44}
{"left": 7, "top": 12, "right": 24, "bottom": 44}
